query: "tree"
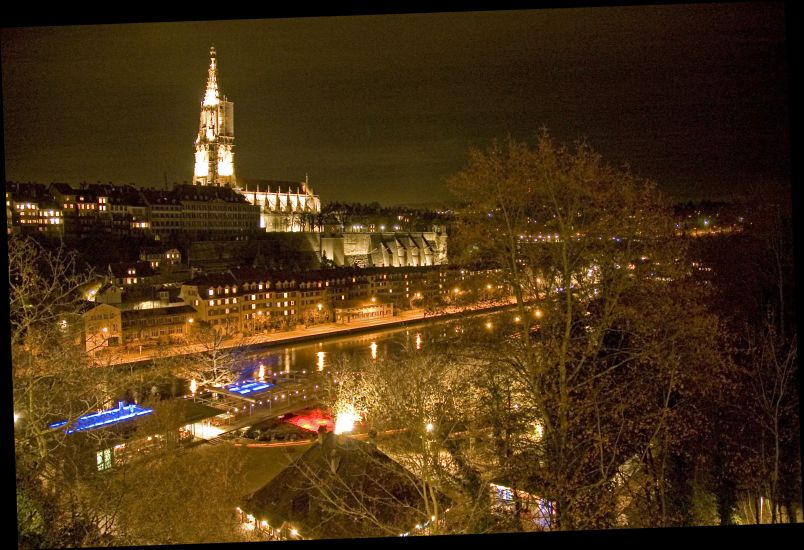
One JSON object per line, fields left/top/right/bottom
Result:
{"left": 104, "top": 431, "right": 250, "bottom": 544}
{"left": 316, "top": 347, "right": 500, "bottom": 535}
{"left": 685, "top": 181, "right": 799, "bottom": 524}
{"left": 166, "top": 324, "right": 243, "bottom": 392}
{"left": 10, "top": 236, "right": 140, "bottom": 547}
{"left": 448, "top": 133, "right": 725, "bottom": 529}
{"left": 731, "top": 319, "right": 799, "bottom": 524}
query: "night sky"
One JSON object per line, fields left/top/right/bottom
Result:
{"left": 1, "top": 4, "right": 790, "bottom": 205}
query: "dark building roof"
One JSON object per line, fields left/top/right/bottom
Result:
{"left": 140, "top": 188, "right": 181, "bottom": 205}
{"left": 172, "top": 184, "right": 252, "bottom": 204}
{"left": 140, "top": 245, "right": 180, "bottom": 256}
{"left": 183, "top": 272, "right": 240, "bottom": 288}
{"left": 6, "top": 182, "right": 51, "bottom": 201}
{"left": 242, "top": 432, "right": 435, "bottom": 539}
{"left": 48, "top": 182, "right": 77, "bottom": 196}
{"left": 107, "top": 261, "right": 156, "bottom": 278}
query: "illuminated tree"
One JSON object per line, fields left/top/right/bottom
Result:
{"left": 10, "top": 236, "right": 138, "bottom": 547}
{"left": 164, "top": 324, "right": 242, "bottom": 392}
{"left": 313, "top": 347, "right": 506, "bottom": 535}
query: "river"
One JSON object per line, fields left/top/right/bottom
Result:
{"left": 234, "top": 307, "right": 517, "bottom": 381}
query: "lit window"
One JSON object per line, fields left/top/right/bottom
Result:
{"left": 96, "top": 449, "right": 112, "bottom": 471}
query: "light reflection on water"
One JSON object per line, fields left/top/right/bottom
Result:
{"left": 238, "top": 310, "right": 513, "bottom": 380}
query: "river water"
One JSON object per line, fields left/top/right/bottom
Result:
{"left": 235, "top": 308, "right": 516, "bottom": 381}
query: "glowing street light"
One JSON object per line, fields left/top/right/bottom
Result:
{"left": 415, "top": 333, "right": 422, "bottom": 350}
{"left": 370, "top": 341, "right": 378, "bottom": 359}
{"left": 190, "top": 379, "right": 197, "bottom": 395}
{"left": 334, "top": 403, "right": 360, "bottom": 434}
{"left": 485, "top": 321, "right": 493, "bottom": 330}
{"left": 535, "top": 309, "right": 543, "bottom": 319}
{"left": 425, "top": 422, "right": 434, "bottom": 433}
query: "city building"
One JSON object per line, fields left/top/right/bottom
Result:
{"left": 139, "top": 245, "right": 182, "bottom": 270}
{"left": 77, "top": 264, "right": 499, "bottom": 350}
{"left": 6, "top": 182, "right": 64, "bottom": 237}
{"left": 238, "top": 179, "right": 321, "bottom": 232}
{"left": 320, "top": 231, "right": 448, "bottom": 268}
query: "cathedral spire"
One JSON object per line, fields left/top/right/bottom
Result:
{"left": 203, "top": 46, "right": 219, "bottom": 107}
{"left": 193, "top": 47, "right": 235, "bottom": 187}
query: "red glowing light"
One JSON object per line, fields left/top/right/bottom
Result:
{"left": 286, "top": 409, "right": 334, "bottom": 433}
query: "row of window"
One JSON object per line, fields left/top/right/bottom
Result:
{"left": 243, "top": 310, "right": 295, "bottom": 320}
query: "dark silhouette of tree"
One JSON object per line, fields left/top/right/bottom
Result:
{"left": 448, "top": 133, "right": 726, "bottom": 529}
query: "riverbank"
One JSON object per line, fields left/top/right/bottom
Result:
{"left": 103, "top": 299, "right": 518, "bottom": 366}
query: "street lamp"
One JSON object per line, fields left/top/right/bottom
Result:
{"left": 535, "top": 309, "right": 543, "bottom": 319}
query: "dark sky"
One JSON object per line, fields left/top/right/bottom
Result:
{"left": 1, "top": 4, "right": 790, "bottom": 205}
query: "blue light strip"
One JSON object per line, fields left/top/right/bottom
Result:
{"left": 224, "top": 381, "right": 273, "bottom": 396}
{"left": 49, "top": 402, "right": 153, "bottom": 434}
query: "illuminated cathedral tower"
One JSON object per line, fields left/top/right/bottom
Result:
{"left": 193, "top": 47, "right": 235, "bottom": 187}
